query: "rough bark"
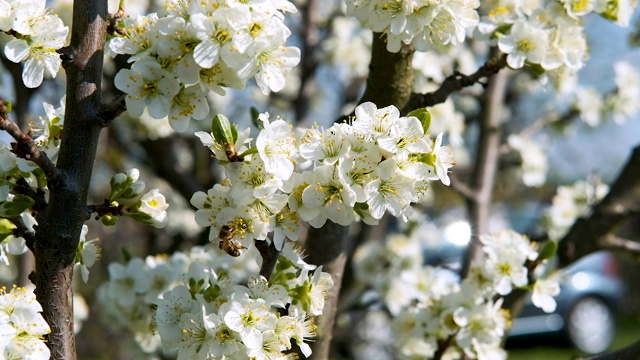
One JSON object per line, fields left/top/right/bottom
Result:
{"left": 304, "top": 223, "right": 350, "bottom": 360}
{"left": 304, "top": 33, "right": 414, "bottom": 360}
{"left": 32, "top": 1, "right": 107, "bottom": 359}
{"left": 359, "top": 33, "right": 415, "bottom": 110}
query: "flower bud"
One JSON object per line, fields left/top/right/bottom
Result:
{"left": 127, "top": 189, "right": 169, "bottom": 228}
{"left": 109, "top": 169, "right": 144, "bottom": 202}
{"left": 101, "top": 214, "right": 118, "bottom": 226}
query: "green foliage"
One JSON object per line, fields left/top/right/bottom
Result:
{"left": 0, "top": 194, "right": 35, "bottom": 218}
{"left": 538, "top": 240, "right": 558, "bottom": 261}
{"left": 408, "top": 107, "right": 431, "bottom": 134}
{"left": 211, "top": 114, "right": 238, "bottom": 146}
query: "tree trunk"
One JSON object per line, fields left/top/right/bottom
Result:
{"left": 32, "top": 1, "right": 107, "bottom": 359}
{"left": 304, "top": 33, "right": 414, "bottom": 360}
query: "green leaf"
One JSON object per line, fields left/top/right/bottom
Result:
{"left": 0, "top": 218, "right": 16, "bottom": 241}
{"left": 250, "top": 107, "right": 262, "bottom": 128}
{"left": 538, "top": 241, "right": 558, "bottom": 261}
{"left": 211, "top": 114, "right": 237, "bottom": 145}
{"left": 123, "top": 209, "right": 153, "bottom": 226}
{"left": 121, "top": 247, "right": 132, "bottom": 262}
{"left": 408, "top": 108, "right": 431, "bottom": 134}
{"left": 0, "top": 194, "right": 35, "bottom": 217}
{"left": 525, "top": 63, "right": 546, "bottom": 77}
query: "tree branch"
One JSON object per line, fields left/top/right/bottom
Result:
{"left": 293, "top": 0, "right": 320, "bottom": 122}
{"left": 32, "top": 1, "right": 108, "bottom": 359}
{"left": 86, "top": 199, "right": 124, "bottom": 221}
{"left": 599, "top": 234, "right": 640, "bottom": 254}
{"left": 460, "top": 52, "right": 509, "bottom": 277}
{"left": 304, "top": 222, "right": 350, "bottom": 360}
{"left": 10, "top": 215, "right": 36, "bottom": 252}
{"left": 403, "top": 53, "right": 508, "bottom": 113}
{"left": 307, "top": 33, "right": 416, "bottom": 359}
{"left": 558, "top": 144, "right": 640, "bottom": 267}
{"left": 449, "top": 173, "right": 478, "bottom": 202}
{"left": 255, "top": 239, "right": 280, "bottom": 280}
{"left": 0, "top": 100, "right": 63, "bottom": 187}
{"left": 96, "top": 94, "right": 127, "bottom": 127}
{"left": 140, "top": 137, "right": 206, "bottom": 202}
{"left": 13, "top": 177, "right": 48, "bottom": 213}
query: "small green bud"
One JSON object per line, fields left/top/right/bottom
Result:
{"left": 101, "top": 215, "right": 118, "bottom": 226}
{"left": 108, "top": 169, "right": 144, "bottom": 202}
{"left": 599, "top": 1, "right": 618, "bottom": 22}
{"left": 407, "top": 108, "right": 431, "bottom": 134}
{"left": 110, "top": 173, "right": 128, "bottom": 187}
{"left": 118, "top": 181, "right": 146, "bottom": 200}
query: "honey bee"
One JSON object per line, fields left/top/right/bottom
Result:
{"left": 217, "top": 223, "right": 247, "bottom": 257}
{"left": 224, "top": 143, "right": 244, "bottom": 162}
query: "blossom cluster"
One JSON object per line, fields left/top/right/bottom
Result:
{"left": 0, "top": 0, "right": 69, "bottom": 88}
{"left": 98, "top": 242, "right": 332, "bottom": 358}
{"left": 111, "top": 0, "right": 300, "bottom": 131}
{"left": 573, "top": 60, "right": 640, "bottom": 126}
{"left": 507, "top": 134, "right": 548, "bottom": 187}
{"left": 0, "top": 285, "right": 51, "bottom": 359}
{"left": 0, "top": 97, "right": 65, "bottom": 220}
{"left": 0, "top": 132, "right": 41, "bottom": 267}
{"left": 353, "top": 229, "right": 560, "bottom": 359}
{"left": 191, "top": 102, "right": 454, "bottom": 252}
{"left": 345, "top": 0, "right": 480, "bottom": 52}
{"left": 544, "top": 177, "right": 609, "bottom": 241}
{"left": 481, "top": 0, "right": 637, "bottom": 74}
{"left": 104, "top": 169, "right": 170, "bottom": 228}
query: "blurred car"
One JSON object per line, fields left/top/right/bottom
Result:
{"left": 508, "top": 251, "right": 624, "bottom": 354}
{"left": 422, "top": 219, "right": 625, "bottom": 355}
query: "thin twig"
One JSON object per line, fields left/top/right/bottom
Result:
{"left": 499, "top": 108, "right": 581, "bottom": 155}
{"left": 600, "top": 234, "right": 640, "bottom": 254}
{"left": 86, "top": 199, "right": 125, "bottom": 221}
{"left": 449, "top": 173, "right": 477, "bottom": 202}
{"left": 107, "top": 0, "right": 127, "bottom": 36}
{"left": 0, "top": 99, "right": 64, "bottom": 188}
{"left": 403, "top": 53, "right": 509, "bottom": 113}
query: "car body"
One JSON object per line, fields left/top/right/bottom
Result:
{"left": 422, "top": 218, "right": 625, "bottom": 355}
{"left": 508, "top": 250, "right": 625, "bottom": 354}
